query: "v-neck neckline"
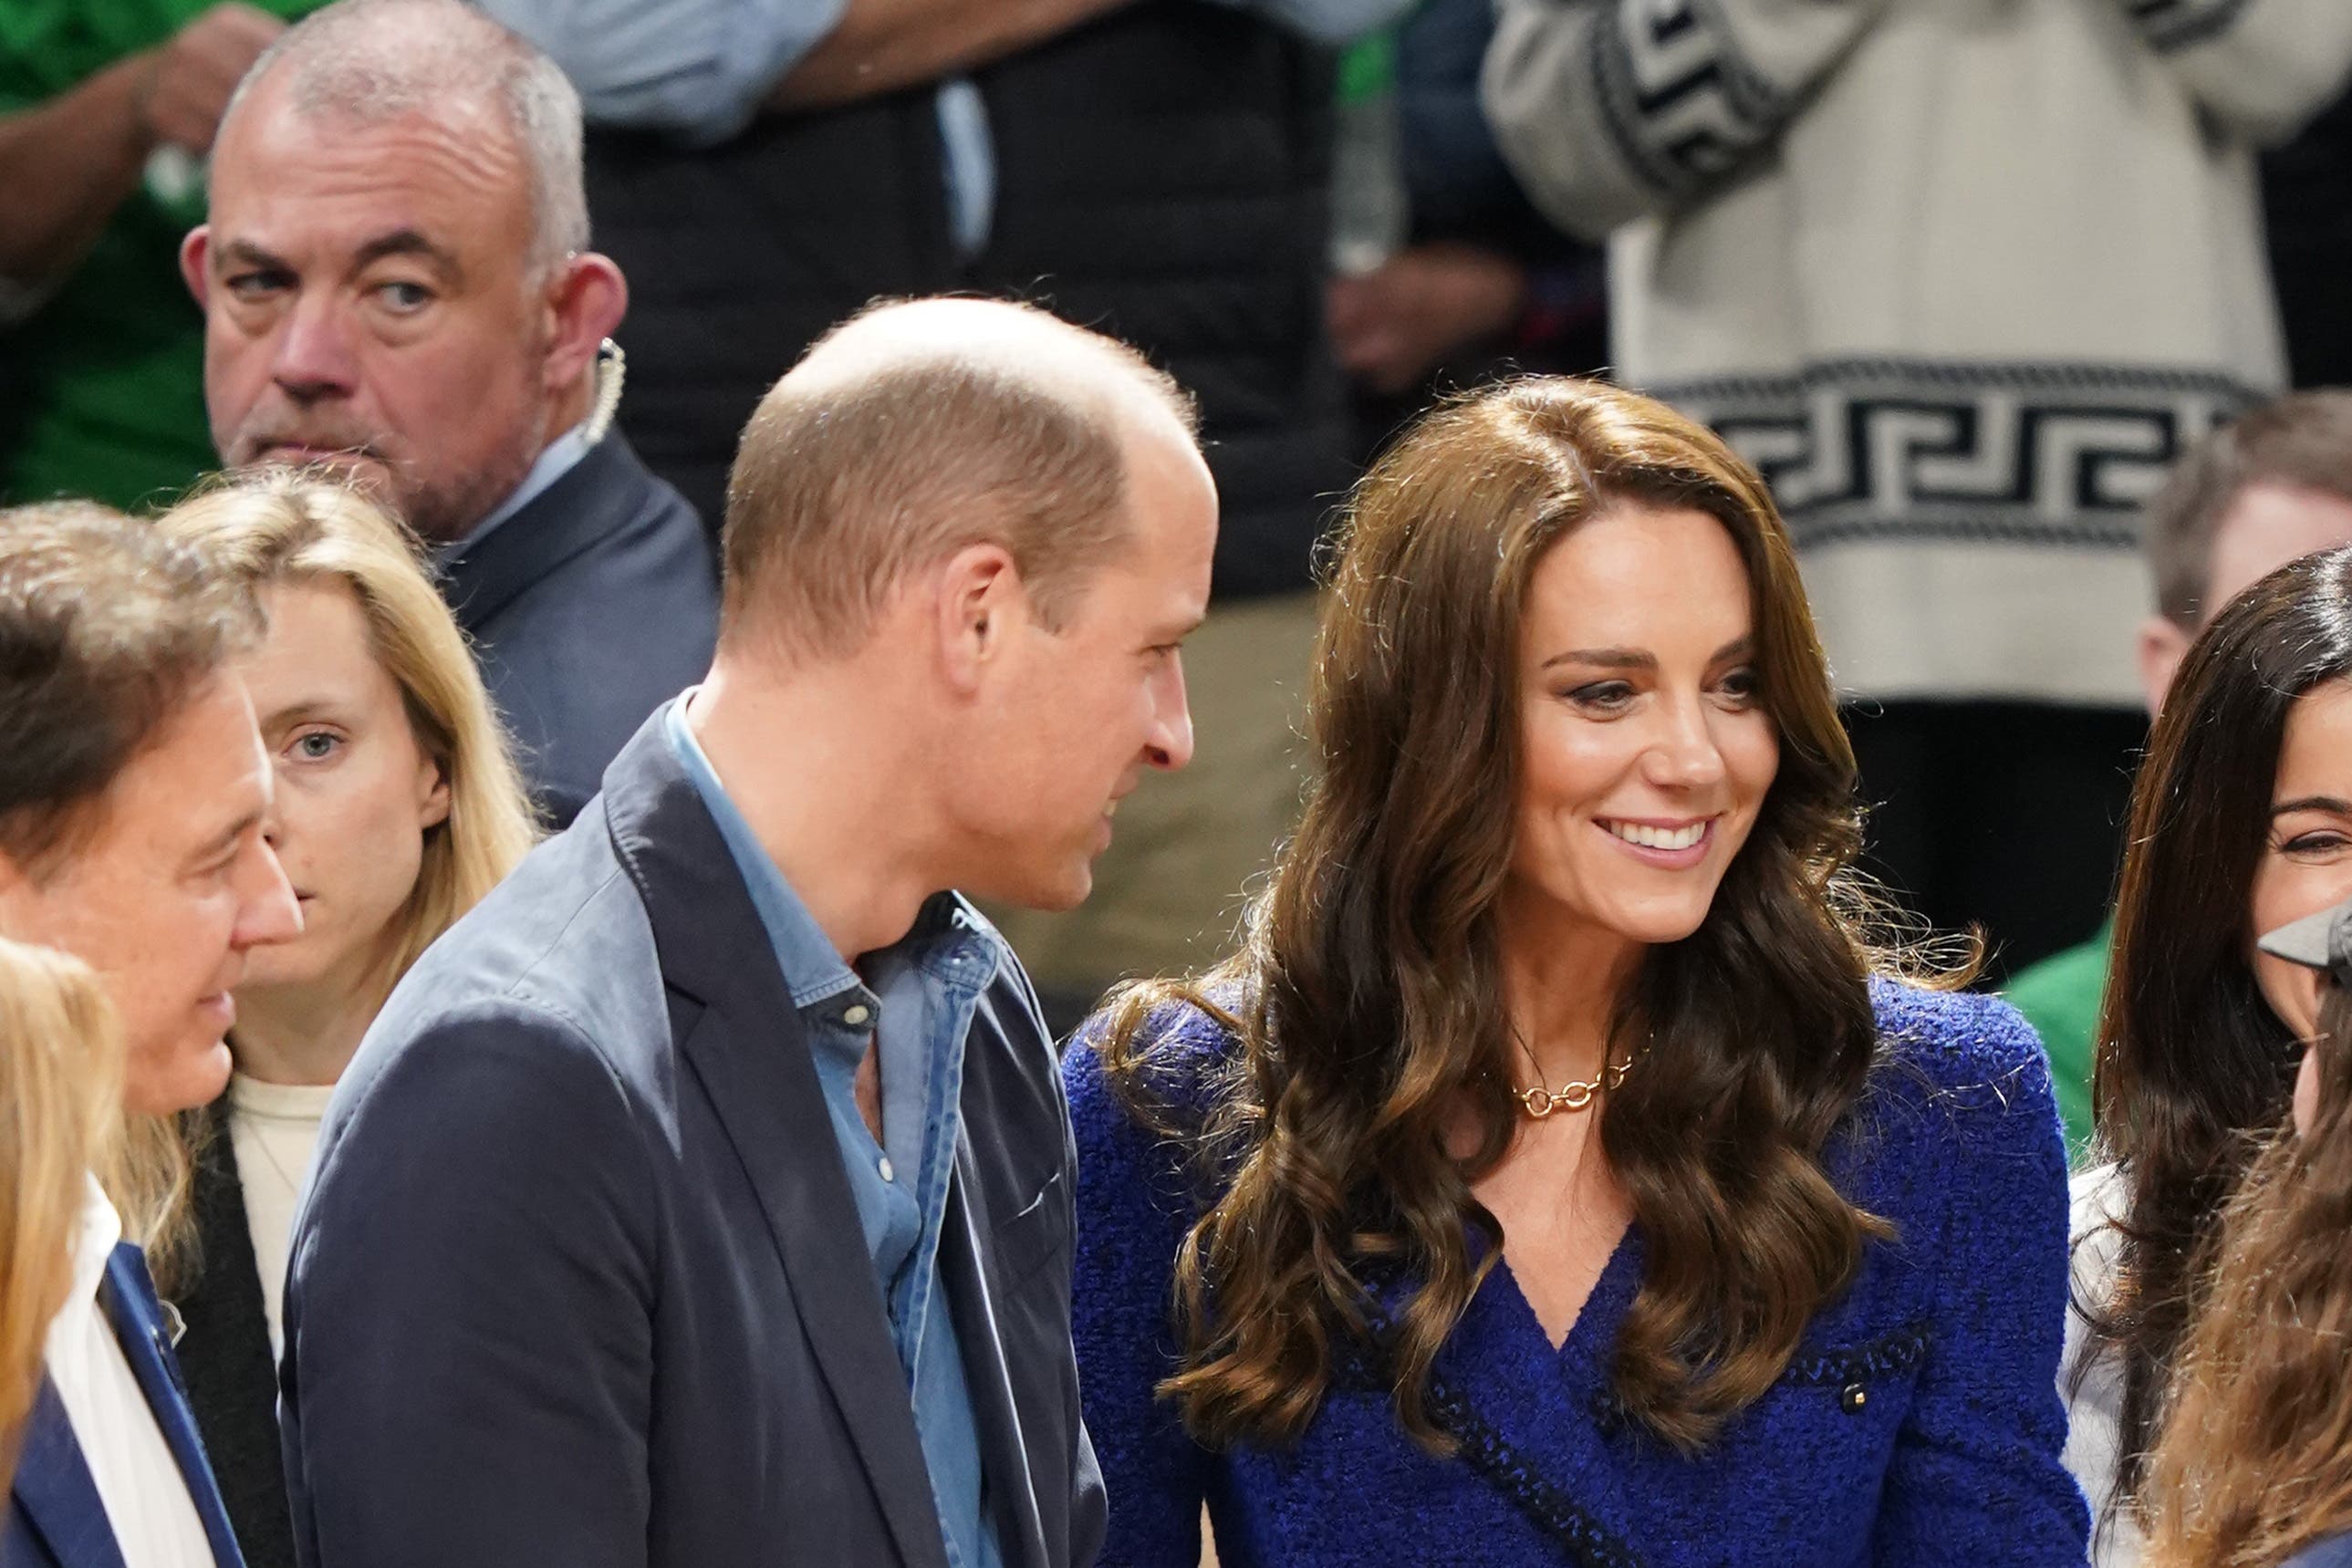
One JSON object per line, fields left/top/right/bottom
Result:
{"left": 1488, "top": 1220, "right": 1644, "bottom": 1364}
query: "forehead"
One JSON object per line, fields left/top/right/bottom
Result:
{"left": 2209, "top": 483, "right": 2352, "bottom": 613}
{"left": 82, "top": 679, "right": 271, "bottom": 861}
{"left": 2279, "top": 680, "right": 2352, "bottom": 789}
{"left": 1524, "top": 505, "right": 1753, "bottom": 646}
{"left": 211, "top": 82, "right": 532, "bottom": 265}
{"left": 243, "top": 581, "right": 395, "bottom": 709}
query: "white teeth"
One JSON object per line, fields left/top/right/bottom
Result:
{"left": 1605, "top": 820, "right": 1706, "bottom": 851}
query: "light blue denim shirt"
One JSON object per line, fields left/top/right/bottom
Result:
{"left": 486, "top": 0, "right": 1413, "bottom": 255}
{"left": 663, "top": 696, "right": 1004, "bottom": 1568}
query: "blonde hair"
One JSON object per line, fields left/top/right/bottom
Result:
{"left": 2141, "top": 982, "right": 2352, "bottom": 1566}
{"left": 157, "top": 468, "right": 539, "bottom": 1001}
{"left": 0, "top": 939, "right": 124, "bottom": 1474}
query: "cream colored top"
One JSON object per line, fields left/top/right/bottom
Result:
{"left": 2064, "top": 1161, "right": 2143, "bottom": 1568}
{"left": 227, "top": 1073, "right": 337, "bottom": 1360}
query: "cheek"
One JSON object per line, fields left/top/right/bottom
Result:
{"left": 2253, "top": 950, "right": 2321, "bottom": 1040}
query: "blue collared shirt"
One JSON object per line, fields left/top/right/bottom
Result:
{"left": 664, "top": 697, "right": 1004, "bottom": 1568}
{"left": 484, "top": 0, "right": 1412, "bottom": 257}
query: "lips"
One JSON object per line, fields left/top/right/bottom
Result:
{"left": 1594, "top": 815, "right": 1719, "bottom": 865}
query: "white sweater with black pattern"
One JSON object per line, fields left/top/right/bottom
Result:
{"left": 1484, "top": 0, "right": 2352, "bottom": 704}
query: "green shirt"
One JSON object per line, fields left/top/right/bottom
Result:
{"left": 0, "top": 0, "right": 316, "bottom": 511}
{"left": 2003, "top": 918, "right": 2113, "bottom": 1166}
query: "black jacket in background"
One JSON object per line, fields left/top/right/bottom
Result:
{"left": 585, "top": 3, "right": 1351, "bottom": 600}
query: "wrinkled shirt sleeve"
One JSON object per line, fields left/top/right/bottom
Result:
{"left": 479, "top": 0, "right": 848, "bottom": 146}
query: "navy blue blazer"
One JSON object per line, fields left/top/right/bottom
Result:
{"left": 280, "top": 713, "right": 1105, "bottom": 1568}
{"left": 5, "top": 1245, "right": 245, "bottom": 1568}
{"left": 438, "top": 431, "right": 718, "bottom": 828}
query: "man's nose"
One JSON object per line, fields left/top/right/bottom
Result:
{"left": 270, "top": 295, "right": 361, "bottom": 402}
{"left": 1144, "top": 657, "right": 1195, "bottom": 773}
{"left": 232, "top": 835, "right": 303, "bottom": 950}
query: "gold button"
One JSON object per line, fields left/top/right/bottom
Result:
{"left": 1839, "top": 1383, "right": 1868, "bottom": 1414}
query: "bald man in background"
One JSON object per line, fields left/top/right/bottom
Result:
{"left": 280, "top": 296, "right": 1216, "bottom": 1568}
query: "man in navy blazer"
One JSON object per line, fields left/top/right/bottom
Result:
{"left": 280, "top": 296, "right": 1220, "bottom": 1567}
{"left": 183, "top": 0, "right": 720, "bottom": 827}
{"left": 0, "top": 505, "right": 303, "bottom": 1568}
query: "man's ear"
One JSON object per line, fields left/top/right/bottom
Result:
{"left": 540, "top": 252, "right": 628, "bottom": 395}
{"left": 180, "top": 226, "right": 213, "bottom": 309}
{"left": 932, "top": 543, "right": 1025, "bottom": 695}
{"left": 2136, "top": 613, "right": 2191, "bottom": 721}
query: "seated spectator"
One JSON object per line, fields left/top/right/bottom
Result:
{"left": 181, "top": 0, "right": 719, "bottom": 826}
{"left": 2010, "top": 390, "right": 2352, "bottom": 1158}
{"left": 0, "top": 938, "right": 123, "bottom": 1490}
{"left": 2066, "top": 545, "right": 2352, "bottom": 1564}
{"left": 0, "top": 3, "right": 297, "bottom": 511}
{"left": 2135, "top": 898, "right": 2352, "bottom": 1568}
{"left": 1485, "top": 0, "right": 2352, "bottom": 979}
{"left": 151, "top": 470, "right": 536, "bottom": 1568}
{"left": 0, "top": 502, "right": 301, "bottom": 1568}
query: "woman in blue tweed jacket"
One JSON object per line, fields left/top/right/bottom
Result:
{"left": 1064, "top": 379, "right": 2089, "bottom": 1567}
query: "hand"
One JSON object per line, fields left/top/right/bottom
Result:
{"left": 1327, "top": 244, "right": 1533, "bottom": 399}
{"left": 137, "top": 3, "right": 287, "bottom": 156}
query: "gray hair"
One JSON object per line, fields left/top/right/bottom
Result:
{"left": 224, "top": 0, "right": 588, "bottom": 274}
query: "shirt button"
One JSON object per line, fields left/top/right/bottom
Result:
{"left": 842, "top": 1002, "right": 872, "bottom": 1027}
{"left": 878, "top": 1156, "right": 896, "bottom": 1183}
{"left": 1839, "top": 1382, "right": 1868, "bottom": 1414}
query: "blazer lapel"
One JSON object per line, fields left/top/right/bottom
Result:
{"left": 10, "top": 1380, "right": 129, "bottom": 1568}
{"left": 602, "top": 718, "right": 948, "bottom": 1568}
{"left": 102, "top": 1246, "right": 246, "bottom": 1568}
{"left": 938, "top": 1129, "right": 1046, "bottom": 1568}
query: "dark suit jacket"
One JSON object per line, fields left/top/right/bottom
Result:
{"left": 171, "top": 1105, "right": 294, "bottom": 1568}
{"left": 279, "top": 714, "right": 1105, "bottom": 1568}
{"left": 5, "top": 1245, "right": 247, "bottom": 1568}
{"left": 439, "top": 433, "right": 718, "bottom": 828}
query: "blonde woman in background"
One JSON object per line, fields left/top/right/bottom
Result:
{"left": 0, "top": 939, "right": 124, "bottom": 1485}
{"left": 2138, "top": 899, "right": 2352, "bottom": 1568}
{"left": 153, "top": 471, "right": 537, "bottom": 1568}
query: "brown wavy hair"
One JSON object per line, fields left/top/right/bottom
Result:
{"left": 1096, "top": 378, "right": 1935, "bottom": 1453}
{"left": 2086, "top": 546, "right": 2352, "bottom": 1520}
{"left": 2140, "top": 984, "right": 2352, "bottom": 1568}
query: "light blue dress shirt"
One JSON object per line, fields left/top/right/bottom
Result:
{"left": 663, "top": 696, "right": 1005, "bottom": 1568}
{"left": 484, "top": 0, "right": 1414, "bottom": 257}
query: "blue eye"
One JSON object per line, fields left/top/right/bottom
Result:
{"left": 375, "top": 280, "right": 432, "bottom": 311}
{"left": 293, "top": 732, "right": 340, "bottom": 762}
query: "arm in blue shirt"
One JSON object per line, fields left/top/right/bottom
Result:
{"left": 478, "top": 0, "right": 848, "bottom": 144}
{"left": 1208, "top": 0, "right": 1415, "bottom": 47}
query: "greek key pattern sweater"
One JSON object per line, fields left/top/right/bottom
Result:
{"left": 1066, "top": 981, "right": 2090, "bottom": 1566}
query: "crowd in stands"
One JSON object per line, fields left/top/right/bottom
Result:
{"left": 5, "top": 0, "right": 2352, "bottom": 1564}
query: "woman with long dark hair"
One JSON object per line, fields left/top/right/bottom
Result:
{"left": 2134, "top": 901, "right": 2352, "bottom": 1568}
{"left": 2068, "top": 545, "right": 2352, "bottom": 1564}
{"left": 1067, "top": 379, "right": 2088, "bottom": 1565}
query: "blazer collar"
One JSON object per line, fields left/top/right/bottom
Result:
{"left": 10, "top": 1380, "right": 128, "bottom": 1568}
{"left": 598, "top": 714, "right": 954, "bottom": 1568}
{"left": 437, "top": 433, "right": 653, "bottom": 635}
{"left": 100, "top": 1245, "right": 246, "bottom": 1568}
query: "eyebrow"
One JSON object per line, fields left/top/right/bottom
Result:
{"left": 2273, "top": 794, "right": 2352, "bottom": 817}
{"left": 187, "top": 806, "right": 265, "bottom": 868}
{"left": 1539, "top": 636, "right": 1754, "bottom": 672}
{"left": 259, "top": 697, "right": 346, "bottom": 731}
{"left": 216, "top": 237, "right": 294, "bottom": 275}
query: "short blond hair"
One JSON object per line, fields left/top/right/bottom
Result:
{"left": 720, "top": 297, "right": 1199, "bottom": 661}
{"left": 0, "top": 939, "right": 122, "bottom": 1476}
{"left": 156, "top": 469, "right": 539, "bottom": 1001}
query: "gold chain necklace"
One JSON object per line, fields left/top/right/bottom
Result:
{"left": 1509, "top": 1031, "right": 1646, "bottom": 1120}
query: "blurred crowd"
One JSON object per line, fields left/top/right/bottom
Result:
{"left": 5, "top": 0, "right": 2352, "bottom": 1566}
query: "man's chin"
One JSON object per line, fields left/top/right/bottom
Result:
{"left": 125, "top": 1036, "right": 234, "bottom": 1117}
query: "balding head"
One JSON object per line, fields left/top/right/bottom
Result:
{"left": 721, "top": 297, "right": 1202, "bottom": 661}
{"left": 223, "top": 0, "right": 586, "bottom": 273}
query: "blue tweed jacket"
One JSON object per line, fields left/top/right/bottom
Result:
{"left": 1065, "top": 981, "right": 2090, "bottom": 1567}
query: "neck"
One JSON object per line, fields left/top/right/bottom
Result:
{"left": 1494, "top": 893, "right": 1646, "bottom": 1088}
{"left": 231, "top": 957, "right": 386, "bottom": 1087}
{"left": 547, "top": 363, "right": 598, "bottom": 441}
{"left": 687, "top": 659, "right": 944, "bottom": 962}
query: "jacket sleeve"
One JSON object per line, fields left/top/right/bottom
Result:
{"left": 1062, "top": 1034, "right": 1214, "bottom": 1568}
{"left": 1869, "top": 998, "right": 2094, "bottom": 1564}
{"left": 280, "top": 1000, "right": 658, "bottom": 1568}
{"left": 1480, "top": 0, "right": 1894, "bottom": 241}
{"left": 2112, "top": 0, "right": 2352, "bottom": 147}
